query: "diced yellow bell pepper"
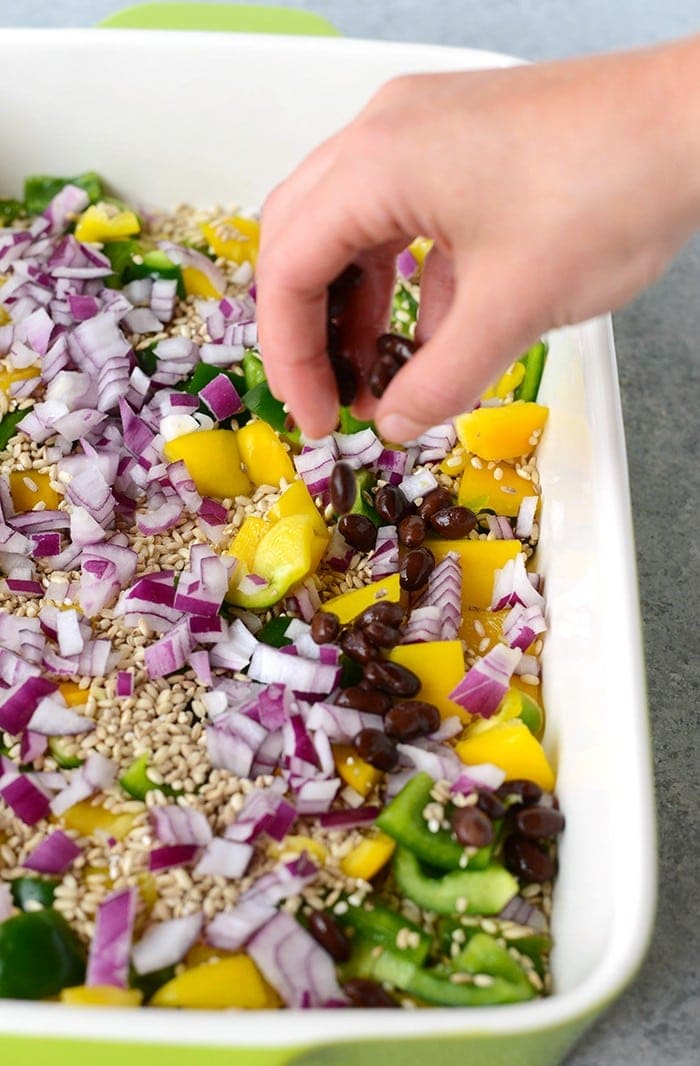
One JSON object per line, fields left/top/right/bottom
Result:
{"left": 408, "top": 236, "right": 433, "bottom": 266}
{"left": 459, "top": 608, "right": 509, "bottom": 658}
{"left": 237, "top": 420, "right": 296, "bottom": 488}
{"left": 333, "top": 744, "right": 382, "bottom": 798}
{"left": 136, "top": 872, "right": 158, "bottom": 912}
{"left": 481, "top": 362, "right": 526, "bottom": 401}
{"left": 224, "top": 515, "right": 270, "bottom": 574}
{"left": 0, "top": 307, "right": 10, "bottom": 326}
{"left": 340, "top": 831, "right": 396, "bottom": 881}
{"left": 226, "top": 514, "right": 317, "bottom": 608}
{"left": 438, "top": 448, "right": 469, "bottom": 478}
{"left": 427, "top": 539, "right": 522, "bottom": 610}
{"left": 466, "top": 687, "right": 545, "bottom": 741}
{"left": 74, "top": 204, "right": 140, "bottom": 244}
{"left": 458, "top": 463, "right": 537, "bottom": 519}
{"left": 455, "top": 402, "right": 549, "bottom": 461}
{"left": 511, "top": 673, "right": 541, "bottom": 697}
{"left": 181, "top": 265, "right": 222, "bottom": 299}
{"left": 388, "top": 640, "right": 469, "bottom": 722}
{"left": 58, "top": 681, "right": 88, "bottom": 707}
{"left": 185, "top": 943, "right": 234, "bottom": 968}
{"left": 151, "top": 955, "right": 279, "bottom": 1010}
{"left": 455, "top": 720, "right": 555, "bottom": 792}
{"left": 164, "top": 429, "right": 251, "bottom": 500}
{"left": 9, "top": 469, "right": 60, "bottom": 512}
{"left": 61, "top": 801, "right": 140, "bottom": 842}
{"left": 267, "top": 835, "right": 328, "bottom": 865}
{"left": 60, "top": 986, "right": 142, "bottom": 1008}
{"left": 200, "top": 216, "right": 260, "bottom": 266}
{"left": 268, "top": 479, "right": 328, "bottom": 541}
{"left": 322, "top": 573, "right": 402, "bottom": 626}
{"left": 0, "top": 365, "right": 40, "bottom": 395}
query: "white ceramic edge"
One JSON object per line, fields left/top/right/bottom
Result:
{"left": 0, "top": 27, "right": 656, "bottom": 1049}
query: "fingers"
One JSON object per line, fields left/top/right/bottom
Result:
{"left": 415, "top": 245, "right": 455, "bottom": 346}
{"left": 375, "top": 253, "right": 545, "bottom": 442}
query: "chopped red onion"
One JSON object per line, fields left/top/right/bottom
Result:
{"left": 0, "top": 676, "right": 58, "bottom": 734}
{"left": 56, "top": 608, "right": 84, "bottom": 658}
{"left": 248, "top": 644, "right": 340, "bottom": 696}
{"left": 144, "top": 618, "right": 193, "bottom": 679}
{"left": 417, "top": 422, "right": 457, "bottom": 464}
{"left": 50, "top": 752, "right": 116, "bottom": 816}
{"left": 224, "top": 788, "right": 296, "bottom": 844}
{"left": 20, "top": 729, "right": 48, "bottom": 764}
{"left": 370, "top": 525, "right": 399, "bottom": 579}
{"left": 491, "top": 552, "right": 545, "bottom": 612}
{"left": 451, "top": 763, "right": 506, "bottom": 793}
{"left": 397, "top": 247, "right": 418, "bottom": 278}
{"left": 86, "top": 887, "right": 137, "bottom": 989}
{"left": 449, "top": 644, "right": 522, "bottom": 718}
{"left": 194, "top": 838, "right": 253, "bottom": 879}
{"left": 148, "top": 844, "right": 201, "bottom": 872}
{"left": 0, "top": 771, "right": 51, "bottom": 825}
{"left": 498, "top": 894, "right": 548, "bottom": 932}
{"left": 116, "top": 671, "right": 133, "bottom": 698}
{"left": 516, "top": 495, "right": 539, "bottom": 539}
{"left": 131, "top": 913, "right": 203, "bottom": 975}
{"left": 324, "top": 525, "right": 353, "bottom": 572}
{"left": 150, "top": 805, "right": 212, "bottom": 846}
{"left": 247, "top": 910, "right": 347, "bottom": 1009}
{"left": 317, "top": 806, "right": 380, "bottom": 830}
{"left": 27, "top": 697, "right": 94, "bottom": 736}
{"left": 399, "top": 468, "right": 438, "bottom": 503}
{"left": 293, "top": 445, "right": 337, "bottom": 497}
{"left": 410, "top": 551, "right": 461, "bottom": 641}
{"left": 396, "top": 742, "right": 463, "bottom": 783}
{"left": 24, "top": 828, "right": 81, "bottom": 874}
{"left": 503, "top": 602, "right": 547, "bottom": 652}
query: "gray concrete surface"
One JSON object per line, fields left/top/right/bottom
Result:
{"left": 0, "top": 2, "right": 698, "bottom": 1063}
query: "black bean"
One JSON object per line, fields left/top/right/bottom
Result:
{"left": 363, "top": 620, "right": 402, "bottom": 649}
{"left": 283, "top": 412, "right": 297, "bottom": 433}
{"left": 496, "top": 779, "right": 543, "bottom": 808}
{"left": 329, "top": 354, "right": 358, "bottom": 407}
{"left": 475, "top": 790, "right": 507, "bottom": 821}
{"left": 338, "top": 513, "right": 378, "bottom": 553}
{"left": 335, "top": 686, "right": 392, "bottom": 715}
{"left": 328, "top": 263, "right": 364, "bottom": 318}
{"left": 375, "top": 484, "right": 407, "bottom": 525}
{"left": 327, "top": 318, "right": 341, "bottom": 357}
{"left": 340, "top": 627, "right": 379, "bottom": 665}
{"left": 384, "top": 699, "right": 441, "bottom": 741}
{"left": 416, "top": 486, "right": 453, "bottom": 521}
{"left": 398, "top": 514, "right": 426, "bottom": 548}
{"left": 354, "top": 728, "right": 399, "bottom": 771}
{"left": 514, "top": 806, "right": 566, "bottom": 840}
{"left": 356, "top": 601, "right": 404, "bottom": 630}
{"left": 310, "top": 610, "right": 340, "bottom": 645}
{"left": 503, "top": 834, "right": 555, "bottom": 884}
{"left": 376, "top": 332, "right": 417, "bottom": 362}
{"left": 429, "top": 505, "right": 477, "bottom": 539}
{"left": 330, "top": 461, "right": 357, "bottom": 515}
{"left": 308, "top": 911, "right": 351, "bottom": 963}
{"left": 367, "top": 353, "right": 403, "bottom": 399}
{"left": 364, "top": 660, "right": 421, "bottom": 698}
{"left": 451, "top": 806, "right": 494, "bottom": 849}
{"left": 399, "top": 545, "right": 435, "bottom": 591}
{"left": 343, "top": 978, "right": 399, "bottom": 1008}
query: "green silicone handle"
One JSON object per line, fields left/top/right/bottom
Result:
{"left": 99, "top": 2, "right": 339, "bottom": 35}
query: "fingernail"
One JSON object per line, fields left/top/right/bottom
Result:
{"left": 378, "top": 413, "right": 423, "bottom": 444}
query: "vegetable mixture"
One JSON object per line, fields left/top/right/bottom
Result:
{"left": 0, "top": 173, "right": 560, "bottom": 1010}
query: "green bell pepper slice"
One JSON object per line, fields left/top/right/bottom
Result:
{"left": 23, "top": 171, "right": 102, "bottom": 216}
{"left": 392, "top": 846, "right": 518, "bottom": 916}
{"left": 10, "top": 876, "right": 58, "bottom": 911}
{"left": 0, "top": 909, "right": 86, "bottom": 999}
{"left": 47, "top": 738, "right": 84, "bottom": 770}
{"left": 256, "top": 615, "right": 293, "bottom": 648}
{"left": 126, "top": 249, "right": 186, "bottom": 298}
{"left": 337, "top": 898, "right": 431, "bottom": 966}
{"left": 242, "top": 351, "right": 267, "bottom": 391}
{"left": 0, "top": 409, "right": 26, "bottom": 452}
{"left": 515, "top": 341, "right": 548, "bottom": 403}
{"left": 119, "top": 753, "right": 180, "bottom": 801}
{"left": 338, "top": 407, "right": 374, "bottom": 435}
{"left": 0, "top": 198, "right": 26, "bottom": 224}
{"left": 377, "top": 772, "right": 465, "bottom": 870}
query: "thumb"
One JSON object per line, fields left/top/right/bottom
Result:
{"left": 375, "top": 256, "right": 545, "bottom": 441}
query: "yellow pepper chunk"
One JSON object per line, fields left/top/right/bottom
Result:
{"left": 340, "top": 831, "right": 396, "bottom": 881}
{"left": 333, "top": 744, "right": 382, "bottom": 798}
{"left": 136, "top": 872, "right": 158, "bottom": 912}
{"left": 181, "top": 265, "right": 222, "bottom": 299}
{"left": 455, "top": 720, "right": 555, "bottom": 792}
{"left": 9, "top": 469, "right": 60, "bottom": 512}
{"left": 466, "top": 687, "right": 545, "bottom": 741}
{"left": 458, "top": 463, "right": 537, "bottom": 519}
{"left": 74, "top": 204, "right": 140, "bottom": 244}
{"left": 459, "top": 608, "right": 509, "bottom": 658}
{"left": 268, "top": 479, "right": 328, "bottom": 541}
{"left": 164, "top": 429, "right": 251, "bottom": 500}
{"left": 0, "top": 364, "right": 40, "bottom": 395}
{"left": 481, "top": 362, "right": 526, "bottom": 401}
{"left": 511, "top": 673, "right": 541, "bottom": 698}
{"left": 61, "top": 801, "right": 140, "bottom": 842}
{"left": 0, "top": 306, "right": 10, "bottom": 326}
{"left": 200, "top": 216, "right": 260, "bottom": 266}
{"left": 408, "top": 236, "right": 433, "bottom": 266}
{"left": 224, "top": 515, "right": 270, "bottom": 573}
{"left": 151, "top": 955, "right": 278, "bottom": 1010}
{"left": 267, "top": 835, "right": 328, "bottom": 865}
{"left": 61, "top": 986, "right": 142, "bottom": 1008}
{"left": 322, "top": 573, "right": 402, "bottom": 626}
{"left": 438, "top": 448, "right": 469, "bottom": 478}
{"left": 227, "top": 515, "right": 317, "bottom": 608}
{"left": 388, "top": 640, "right": 469, "bottom": 722}
{"left": 185, "top": 943, "right": 234, "bottom": 968}
{"left": 427, "top": 539, "right": 522, "bottom": 610}
{"left": 237, "top": 420, "right": 295, "bottom": 488}
{"left": 455, "top": 402, "right": 549, "bottom": 461}
{"left": 58, "top": 681, "right": 88, "bottom": 707}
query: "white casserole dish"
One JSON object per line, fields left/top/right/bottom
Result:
{"left": 0, "top": 24, "right": 655, "bottom": 1066}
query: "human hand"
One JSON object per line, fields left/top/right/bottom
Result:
{"left": 256, "top": 37, "right": 700, "bottom": 441}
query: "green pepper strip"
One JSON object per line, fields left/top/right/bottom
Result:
{"left": 119, "top": 753, "right": 180, "bottom": 801}
{"left": 0, "top": 409, "right": 26, "bottom": 452}
{"left": 392, "top": 846, "right": 518, "bottom": 916}
{"left": 338, "top": 407, "right": 374, "bottom": 435}
{"left": 515, "top": 341, "right": 548, "bottom": 403}
{"left": 256, "top": 615, "right": 293, "bottom": 648}
{"left": 346, "top": 932, "right": 534, "bottom": 1006}
{"left": 23, "top": 171, "right": 103, "bottom": 216}
{"left": 0, "top": 198, "right": 26, "bottom": 224}
{"left": 10, "top": 876, "right": 58, "bottom": 911}
{"left": 377, "top": 772, "right": 465, "bottom": 870}
{"left": 0, "top": 909, "right": 86, "bottom": 999}
{"left": 242, "top": 352, "right": 267, "bottom": 392}
{"left": 337, "top": 898, "right": 431, "bottom": 966}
